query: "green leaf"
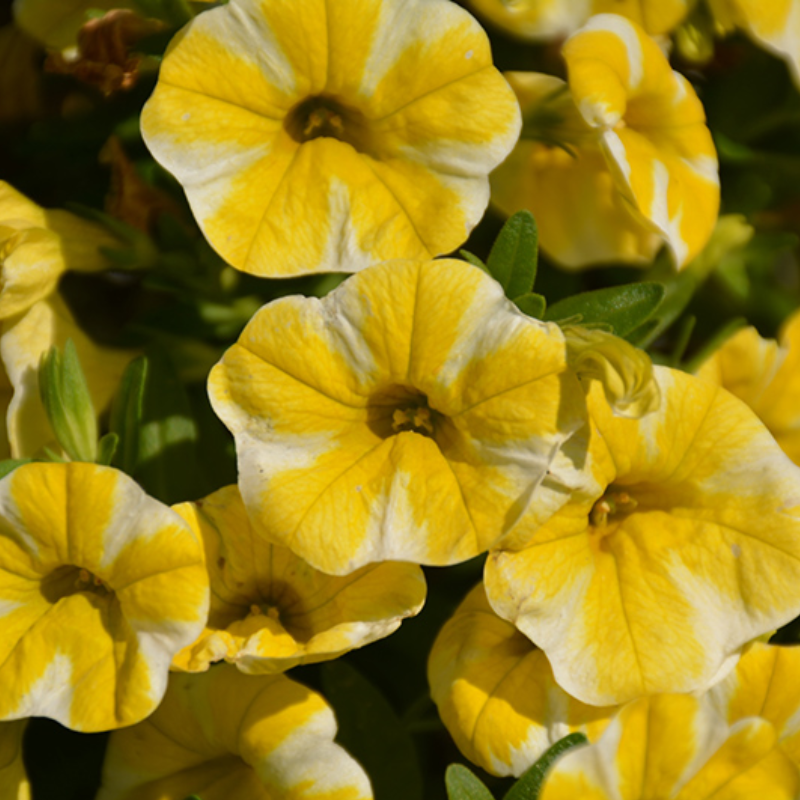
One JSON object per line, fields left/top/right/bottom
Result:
{"left": 0, "top": 459, "right": 32, "bottom": 480}
{"left": 460, "top": 250, "right": 489, "bottom": 273}
{"left": 513, "top": 293, "right": 547, "bottom": 319}
{"left": 109, "top": 356, "right": 149, "bottom": 477}
{"left": 503, "top": 733, "right": 588, "bottom": 800}
{"left": 683, "top": 317, "right": 748, "bottom": 373}
{"left": 320, "top": 660, "right": 424, "bottom": 800}
{"left": 486, "top": 211, "right": 539, "bottom": 299}
{"left": 445, "top": 764, "right": 495, "bottom": 800}
{"left": 96, "top": 433, "right": 120, "bottom": 466}
{"left": 39, "top": 340, "right": 98, "bottom": 463}
{"left": 544, "top": 282, "right": 664, "bottom": 338}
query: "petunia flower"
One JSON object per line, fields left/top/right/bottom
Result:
{"left": 486, "top": 366, "right": 800, "bottom": 706}
{"left": 0, "top": 720, "right": 29, "bottom": 800}
{"left": 465, "top": 0, "right": 692, "bottom": 41}
{"left": 140, "top": 0, "right": 522, "bottom": 278}
{"left": 97, "top": 665, "right": 373, "bottom": 800}
{"left": 708, "top": 0, "right": 800, "bottom": 87}
{"left": 428, "top": 583, "right": 615, "bottom": 777}
{"left": 493, "top": 15, "right": 719, "bottom": 270}
{"left": 708, "top": 640, "right": 800, "bottom": 767}
{"left": 0, "top": 461, "right": 209, "bottom": 732}
{"left": 696, "top": 309, "right": 800, "bottom": 465}
{"left": 0, "top": 295, "right": 131, "bottom": 459}
{"left": 209, "top": 258, "right": 587, "bottom": 575}
{"left": 537, "top": 693, "right": 800, "bottom": 800}
{"left": 171, "top": 484, "right": 426, "bottom": 674}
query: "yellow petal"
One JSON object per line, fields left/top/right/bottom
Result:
{"left": 209, "top": 259, "right": 586, "bottom": 574}
{"left": 428, "top": 584, "right": 615, "bottom": 777}
{"left": 487, "top": 366, "right": 800, "bottom": 706}
{"left": 141, "top": 0, "right": 521, "bottom": 276}
{"left": 97, "top": 666, "right": 372, "bottom": 800}
{"left": 0, "top": 461, "right": 209, "bottom": 732}
{"left": 171, "top": 484, "right": 425, "bottom": 673}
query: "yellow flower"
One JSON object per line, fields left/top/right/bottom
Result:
{"left": 491, "top": 72, "right": 663, "bottom": 268}
{"left": 141, "top": 0, "right": 521, "bottom": 278}
{"left": 0, "top": 721, "right": 29, "bottom": 800}
{"left": 696, "top": 310, "right": 800, "bottom": 465}
{"left": 0, "top": 181, "right": 118, "bottom": 320}
{"left": 98, "top": 665, "right": 373, "bottom": 800}
{"left": 486, "top": 366, "right": 800, "bottom": 706}
{"left": 0, "top": 461, "right": 209, "bottom": 732}
{"left": 0, "top": 295, "right": 131, "bottom": 459}
{"left": 466, "top": 0, "right": 692, "bottom": 41}
{"left": 493, "top": 15, "right": 719, "bottom": 270}
{"left": 538, "top": 693, "right": 800, "bottom": 800}
{"left": 12, "top": 0, "right": 134, "bottom": 50}
{"left": 171, "top": 484, "right": 426, "bottom": 674}
{"left": 428, "top": 583, "right": 615, "bottom": 777}
{"left": 708, "top": 641, "right": 800, "bottom": 768}
{"left": 209, "top": 259, "right": 586, "bottom": 575}
{"left": 708, "top": 0, "right": 800, "bottom": 87}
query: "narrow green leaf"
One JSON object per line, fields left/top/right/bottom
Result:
{"left": 320, "top": 661, "right": 424, "bottom": 800}
{"left": 683, "top": 317, "right": 748, "bottom": 373}
{"left": 0, "top": 459, "right": 31, "bottom": 480}
{"left": 460, "top": 250, "right": 489, "bottom": 273}
{"left": 445, "top": 764, "right": 495, "bottom": 800}
{"left": 96, "top": 433, "right": 120, "bottom": 466}
{"left": 667, "top": 315, "right": 696, "bottom": 368}
{"left": 513, "top": 293, "right": 546, "bottom": 319}
{"left": 486, "top": 211, "right": 538, "bottom": 298}
{"left": 109, "top": 356, "right": 149, "bottom": 477}
{"left": 544, "top": 282, "right": 664, "bottom": 338}
{"left": 502, "top": 733, "right": 588, "bottom": 800}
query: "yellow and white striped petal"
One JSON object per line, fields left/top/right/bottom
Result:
{"left": 171, "top": 484, "right": 426, "bottom": 674}
{"left": 696, "top": 310, "right": 800, "bottom": 465}
{"left": 141, "top": 0, "right": 521, "bottom": 277}
{"left": 490, "top": 73, "right": 662, "bottom": 269}
{"left": 98, "top": 666, "right": 373, "bottom": 800}
{"left": 486, "top": 366, "right": 800, "bottom": 706}
{"left": 209, "top": 259, "right": 586, "bottom": 575}
{"left": 0, "top": 295, "right": 133, "bottom": 458}
{"left": 709, "top": 0, "right": 800, "bottom": 87}
{"left": 563, "top": 14, "right": 719, "bottom": 268}
{"left": 428, "top": 584, "right": 615, "bottom": 777}
{"left": 538, "top": 694, "right": 800, "bottom": 800}
{"left": 465, "top": 0, "right": 691, "bottom": 40}
{"left": 708, "top": 641, "right": 800, "bottom": 767}
{"left": 0, "top": 461, "right": 209, "bottom": 732}
{"left": 0, "top": 721, "right": 29, "bottom": 800}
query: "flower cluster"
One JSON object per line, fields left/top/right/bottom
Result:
{"left": 4, "top": 0, "right": 800, "bottom": 796}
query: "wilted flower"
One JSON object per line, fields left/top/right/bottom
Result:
{"left": 696, "top": 310, "right": 800, "bottom": 465}
{"left": 98, "top": 665, "right": 373, "bottom": 800}
{"left": 209, "top": 258, "right": 586, "bottom": 575}
{"left": 0, "top": 461, "right": 209, "bottom": 732}
{"left": 428, "top": 584, "right": 615, "bottom": 777}
{"left": 141, "top": 0, "right": 521, "bottom": 277}
{"left": 486, "top": 366, "right": 800, "bottom": 706}
{"left": 171, "top": 484, "right": 426, "bottom": 674}
{"left": 538, "top": 693, "right": 800, "bottom": 800}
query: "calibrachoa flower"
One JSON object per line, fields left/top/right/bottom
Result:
{"left": 171, "top": 484, "right": 426, "bottom": 674}
{"left": 486, "top": 366, "right": 800, "bottom": 706}
{"left": 0, "top": 296, "right": 131, "bottom": 459}
{"left": 708, "top": 641, "right": 800, "bottom": 767}
{"left": 0, "top": 461, "right": 209, "bottom": 732}
{"left": 696, "top": 310, "right": 800, "bottom": 464}
{"left": 98, "top": 665, "right": 373, "bottom": 800}
{"left": 466, "top": 0, "right": 692, "bottom": 41}
{"left": 141, "top": 0, "right": 521, "bottom": 278}
{"left": 0, "top": 721, "right": 29, "bottom": 800}
{"left": 428, "top": 584, "right": 615, "bottom": 777}
{"left": 708, "top": 0, "right": 800, "bottom": 87}
{"left": 209, "top": 259, "right": 586, "bottom": 575}
{"left": 537, "top": 693, "right": 800, "bottom": 800}
{"left": 541, "top": 14, "right": 718, "bottom": 269}
{"left": 490, "top": 72, "right": 663, "bottom": 268}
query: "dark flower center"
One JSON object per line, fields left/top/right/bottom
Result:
{"left": 284, "top": 95, "right": 372, "bottom": 152}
